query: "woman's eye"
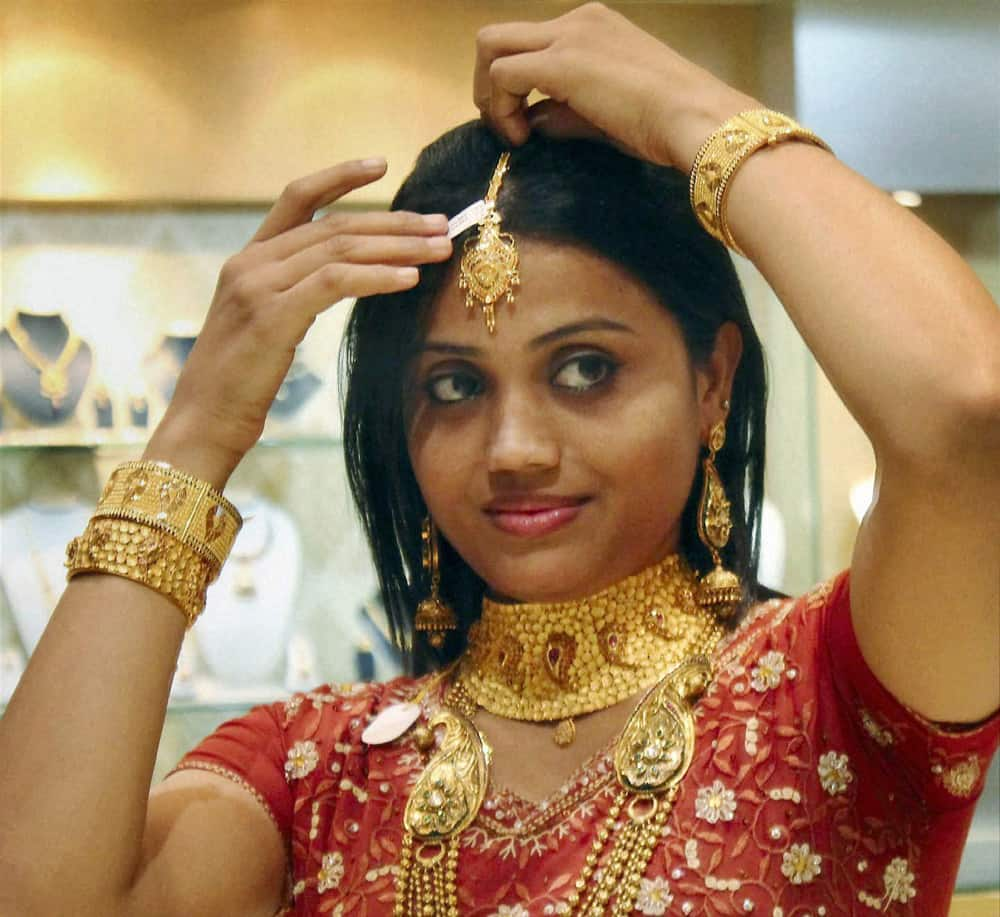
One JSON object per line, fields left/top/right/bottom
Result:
{"left": 425, "top": 372, "right": 483, "bottom": 404}
{"left": 551, "top": 353, "right": 617, "bottom": 393}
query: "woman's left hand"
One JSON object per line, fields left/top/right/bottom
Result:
{"left": 473, "top": 1, "right": 760, "bottom": 172}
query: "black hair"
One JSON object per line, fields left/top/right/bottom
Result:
{"left": 343, "top": 120, "right": 778, "bottom": 675}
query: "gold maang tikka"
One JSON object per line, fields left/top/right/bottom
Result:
{"left": 458, "top": 152, "right": 520, "bottom": 334}
{"left": 695, "top": 412, "right": 743, "bottom": 618}
{"left": 414, "top": 517, "right": 458, "bottom": 648}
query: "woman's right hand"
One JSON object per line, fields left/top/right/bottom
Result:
{"left": 144, "top": 158, "right": 452, "bottom": 489}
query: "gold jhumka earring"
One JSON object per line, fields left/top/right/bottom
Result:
{"left": 458, "top": 151, "right": 520, "bottom": 334}
{"left": 695, "top": 407, "right": 743, "bottom": 619}
{"left": 414, "top": 517, "right": 458, "bottom": 648}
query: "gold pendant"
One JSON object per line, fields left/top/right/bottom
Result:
{"left": 553, "top": 718, "right": 576, "bottom": 747}
{"left": 568, "top": 659, "right": 712, "bottom": 914}
{"left": 396, "top": 709, "right": 492, "bottom": 915}
{"left": 39, "top": 366, "right": 68, "bottom": 409}
{"left": 457, "top": 151, "right": 520, "bottom": 334}
{"left": 615, "top": 656, "right": 711, "bottom": 793}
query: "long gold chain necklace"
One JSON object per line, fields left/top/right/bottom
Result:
{"left": 4, "top": 313, "right": 82, "bottom": 411}
{"left": 388, "top": 555, "right": 726, "bottom": 915}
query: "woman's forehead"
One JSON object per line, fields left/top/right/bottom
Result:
{"left": 420, "top": 240, "right": 681, "bottom": 352}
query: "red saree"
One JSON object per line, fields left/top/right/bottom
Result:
{"left": 172, "top": 570, "right": 1000, "bottom": 915}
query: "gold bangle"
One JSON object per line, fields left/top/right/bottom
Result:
{"left": 94, "top": 460, "right": 242, "bottom": 576}
{"left": 689, "top": 108, "right": 832, "bottom": 256}
{"left": 65, "top": 517, "right": 211, "bottom": 627}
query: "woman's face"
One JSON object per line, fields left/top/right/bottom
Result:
{"left": 406, "top": 240, "right": 741, "bottom": 603}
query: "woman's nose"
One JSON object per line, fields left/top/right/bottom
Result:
{"left": 485, "top": 391, "right": 560, "bottom": 474}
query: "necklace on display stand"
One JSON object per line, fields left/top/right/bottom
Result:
{"left": 4, "top": 313, "right": 83, "bottom": 411}
{"left": 230, "top": 511, "right": 274, "bottom": 599}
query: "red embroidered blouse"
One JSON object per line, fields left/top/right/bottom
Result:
{"left": 172, "top": 570, "right": 1000, "bottom": 915}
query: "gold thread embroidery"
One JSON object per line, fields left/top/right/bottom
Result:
{"left": 169, "top": 759, "right": 283, "bottom": 837}
{"left": 936, "top": 755, "right": 982, "bottom": 798}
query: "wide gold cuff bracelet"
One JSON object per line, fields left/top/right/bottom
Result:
{"left": 66, "top": 517, "right": 212, "bottom": 627}
{"left": 91, "top": 460, "right": 242, "bottom": 576}
{"left": 689, "top": 109, "right": 832, "bottom": 257}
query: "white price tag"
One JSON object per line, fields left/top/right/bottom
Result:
{"left": 448, "top": 199, "right": 487, "bottom": 239}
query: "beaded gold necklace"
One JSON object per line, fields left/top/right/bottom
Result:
{"left": 392, "top": 554, "right": 726, "bottom": 916}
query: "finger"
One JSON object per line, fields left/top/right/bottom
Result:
{"left": 280, "top": 263, "right": 420, "bottom": 318}
{"left": 251, "top": 210, "right": 448, "bottom": 264}
{"left": 525, "top": 99, "right": 603, "bottom": 141}
{"left": 270, "top": 234, "right": 453, "bottom": 293}
{"left": 526, "top": 99, "right": 643, "bottom": 159}
{"left": 488, "top": 49, "right": 562, "bottom": 145}
{"left": 252, "top": 158, "right": 388, "bottom": 243}
{"left": 473, "top": 21, "right": 555, "bottom": 112}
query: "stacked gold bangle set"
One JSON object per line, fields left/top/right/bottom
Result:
{"left": 65, "top": 460, "right": 242, "bottom": 627}
{"left": 62, "top": 106, "right": 829, "bottom": 913}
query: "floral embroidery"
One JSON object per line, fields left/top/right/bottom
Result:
{"left": 635, "top": 876, "right": 673, "bottom": 914}
{"left": 859, "top": 708, "right": 894, "bottom": 747}
{"left": 883, "top": 857, "right": 917, "bottom": 904}
{"left": 817, "top": 750, "right": 854, "bottom": 796}
{"left": 317, "top": 851, "right": 345, "bottom": 893}
{"left": 694, "top": 779, "right": 737, "bottom": 823}
{"left": 176, "top": 573, "right": 998, "bottom": 917}
{"left": 937, "top": 755, "right": 981, "bottom": 798}
{"left": 781, "top": 843, "right": 822, "bottom": 884}
{"left": 750, "top": 651, "right": 785, "bottom": 692}
{"left": 285, "top": 740, "right": 319, "bottom": 779}
{"left": 283, "top": 694, "right": 305, "bottom": 720}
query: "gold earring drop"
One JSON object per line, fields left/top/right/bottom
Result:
{"left": 414, "top": 517, "right": 458, "bottom": 648}
{"left": 695, "top": 417, "right": 743, "bottom": 618}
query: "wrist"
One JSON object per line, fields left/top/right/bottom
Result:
{"left": 657, "top": 86, "right": 762, "bottom": 173}
{"left": 142, "top": 413, "right": 244, "bottom": 493}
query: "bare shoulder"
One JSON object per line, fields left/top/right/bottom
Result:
{"left": 122, "top": 769, "right": 288, "bottom": 917}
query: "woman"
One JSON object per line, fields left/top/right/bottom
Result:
{"left": 1, "top": 4, "right": 997, "bottom": 915}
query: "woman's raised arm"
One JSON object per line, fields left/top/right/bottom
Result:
{"left": 474, "top": 2, "right": 1000, "bottom": 725}
{"left": 0, "top": 159, "right": 453, "bottom": 917}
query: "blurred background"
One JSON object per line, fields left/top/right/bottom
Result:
{"left": 1, "top": 1, "right": 997, "bottom": 909}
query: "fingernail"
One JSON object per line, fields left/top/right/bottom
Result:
{"left": 423, "top": 214, "right": 448, "bottom": 231}
{"left": 397, "top": 267, "right": 419, "bottom": 283}
{"left": 362, "top": 157, "right": 387, "bottom": 170}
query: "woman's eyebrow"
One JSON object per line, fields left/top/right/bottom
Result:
{"left": 419, "top": 317, "right": 637, "bottom": 357}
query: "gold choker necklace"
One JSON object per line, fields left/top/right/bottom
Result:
{"left": 458, "top": 554, "right": 724, "bottom": 745}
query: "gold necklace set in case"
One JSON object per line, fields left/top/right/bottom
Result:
{"left": 4, "top": 313, "right": 83, "bottom": 411}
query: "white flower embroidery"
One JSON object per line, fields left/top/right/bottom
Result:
{"left": 285, "top": 740, "right": 319, "bottom": 779}
{"left": 317, "top": 850, "right": 345, "bottom": 893}
{"left": 636, "top": 876, "right": 674, "bottom": 915}
{"left": 883, "top": 857, "right": 916, "bottom": 903}
{"left": 490, "top": 906, "right": 530, "bottom": 917}
{"left": 750, "top": 651, "right": 786, "bottom": 692}
{"left": 781, "top": 843, "right": 822, "bottom": 884}
{"left": 817, "top": 750, "right": 854, "bottom": 796}
{"left": 695, "top": 779, "right": 737, "bottom": 823}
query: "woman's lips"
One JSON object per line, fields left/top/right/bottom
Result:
{"left": 485, "top": 499, "right": 590, "bottom": 537}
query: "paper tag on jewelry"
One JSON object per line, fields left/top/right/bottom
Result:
{"left": 362, "top": 702, "right": 422, "bottom": 745}
{"left": 448, "top": 199, "right": 487, "bottom": 239}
